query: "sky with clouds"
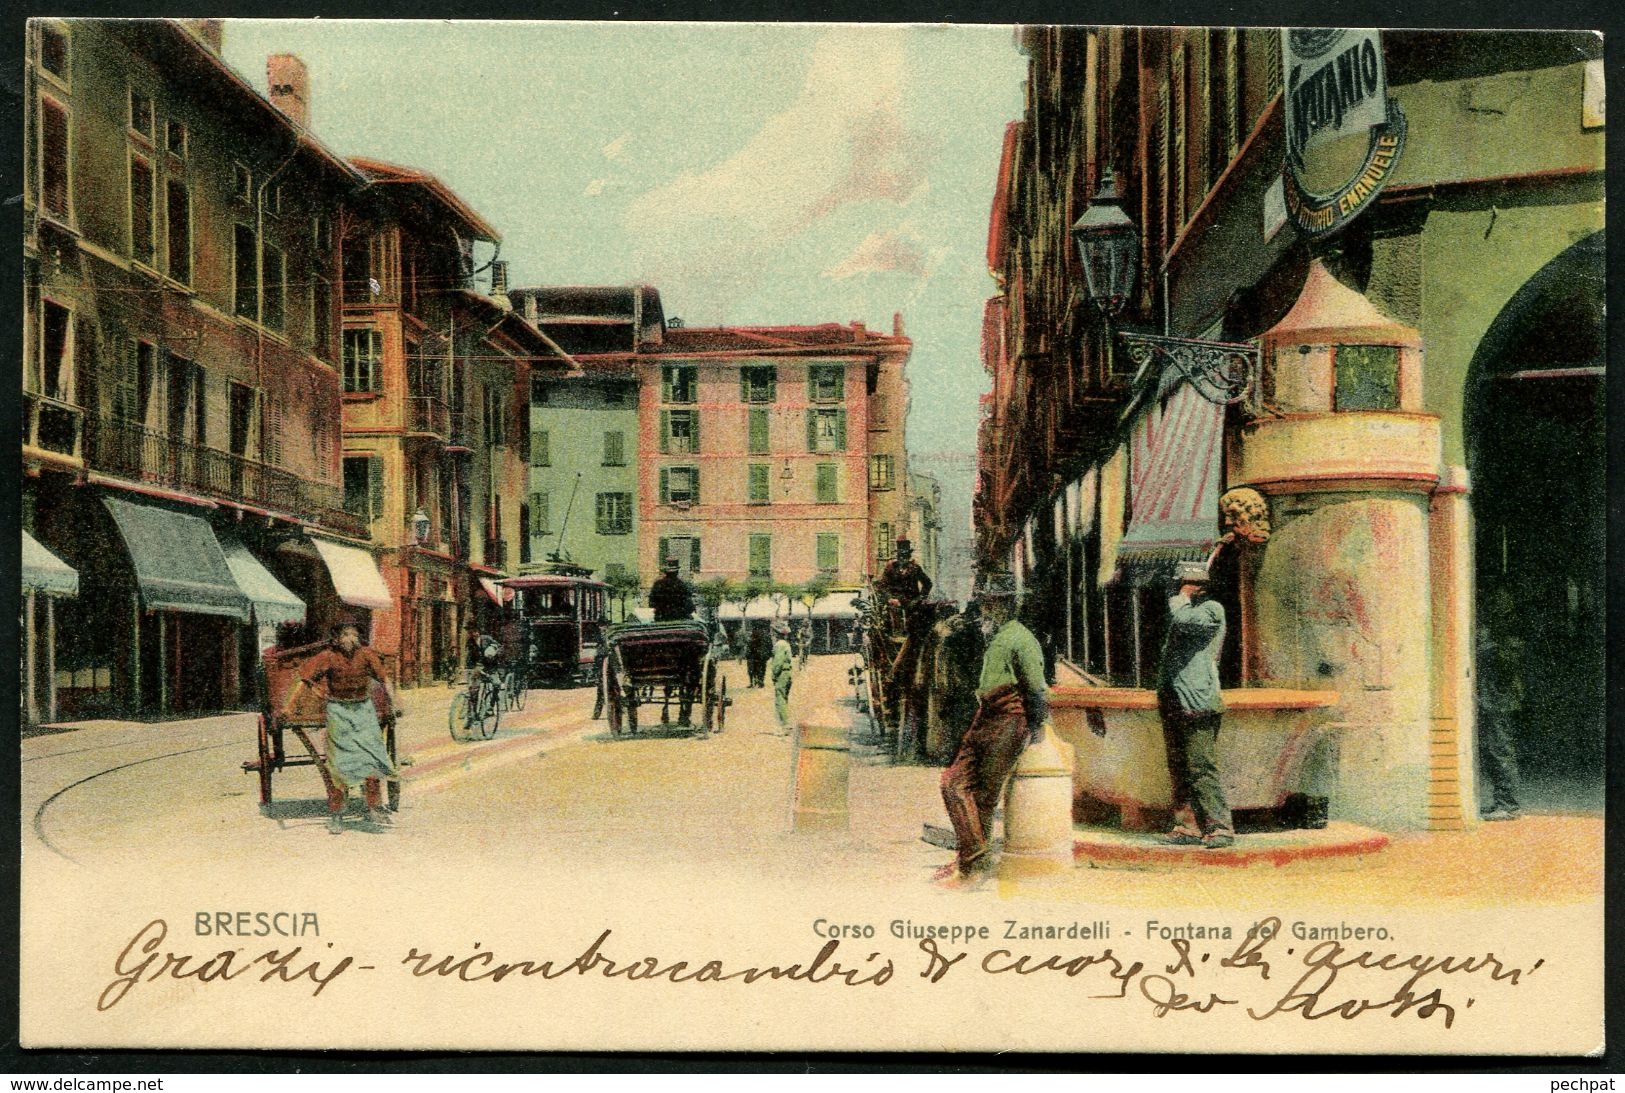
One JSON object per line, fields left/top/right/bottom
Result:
{"left": 224, "top": 20, "right": 1025, "bottom": 595}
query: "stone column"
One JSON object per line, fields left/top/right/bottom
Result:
{"left": 1427, "top": 465, "right": 1478, "bottom": 829}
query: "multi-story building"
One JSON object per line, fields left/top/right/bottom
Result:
{"left": 906, "top": 471, "right": 943, "bottom": 586}
{"left": 336, "top": 159, "right": 570, "bottom": 686}
{"left": 977, "top": 27, "right": 1603, "bottom": 828}
{"left": 22, "top": 19, "right": 374, "bottom": 721}
{"left": 637, "top": 320, "right": 913, "bottom": 590}
{"left": 508, "top": 286, "right": 664, "bottom": 587}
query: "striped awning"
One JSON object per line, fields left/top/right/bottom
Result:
{"left": 221, "top": 538, "right": 305, "bottom": 627}
{"left": 102, "top": 496, "right": 251, "bottom": 620}
{"left": 22, "top": 531, "right": 78, "bottom": 598}
{"left": 1117, "top": 380, "right": 1224, "bottom": 576}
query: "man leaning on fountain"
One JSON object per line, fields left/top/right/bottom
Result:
{"left": 1158, "top": 561, "right": 1233, "bottom": 849}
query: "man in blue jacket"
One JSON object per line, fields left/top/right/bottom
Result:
{"left": 1157, "top": 562, "right": 1232, "bottom": 849}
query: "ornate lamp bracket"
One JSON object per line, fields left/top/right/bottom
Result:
{"left": 1119, "top": 332, "right": 1259, "bottom": 405}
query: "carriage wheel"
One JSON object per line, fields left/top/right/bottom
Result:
{"left": 700, "top": 661, "right": 717, "bottom": 733}
{"left": 604, "top": 657, "right": 624, "bottom": 736}
{"left": 716, "top": 677, "right": 728, "bottom": 732}
{"left": 256, "top": 714, "right": 274, "bottom": 807}
{"left": 626, "top": 692, "right": 640, "bottom": 735}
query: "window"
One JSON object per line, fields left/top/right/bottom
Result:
{"left": 343, "top": 455, "right": 383, "bottom": 523}
{"left": 40, "top": 96, "right": 70, "bottom": 221}
{"left": 876, "top": 522, "right": 894, "bottom": 561}
{"left": 39, "top": 300, "right": 73, "bottom": 402}
{"left": 165, "top": 178, "right": 190, "bottom": 284}
{"left": 132, "top": 340, "right": 158, "bottom": 424}
{"left": 748, "top": 533, "right": 773, "bottom": 578}
{"left": 603, "top": 430, "right": 625, "bottom": 466}
{"left": 1172, "top": 46, "right": 1188, "bottom": 229}
{"left": 38, "top": 23, "right": 68, "bottom": 82}
{"left": 1334, "top": 345, "right": 1401, "bottom": 411}
{"left": 530, "top": 491, "right": 550, "bottom": 535}
{"left": 662, "top": 365, "right": 697, "bottom": 404}
{"left": 660, "top": 409, "right": 698, "bottom": 454}
{"left": 531, "top": 429, "right": 550, "bottom": 466}
{"left": 166, "top": 119, "right": 188, "bottom": 158}
{"left": 659, "top": 536, "right": 702, "bottom": 576}
{"left": 807, "top": 408, "right": 847, "bottom": 452}
{"left": 233, "top": 224, "right": 258, "bottom": 319}
{"left": 815, "top": 463, "right": 839, "bottom": 504}
{"left": 342, "top": 329, "right": 383, "bottom": 393}
{"left": 808, "top": 364, "right": 845, "bottom": 402}
{"left": 310, "top": 275, "right": 331, "bottom": 358}
{"left": 603, "top": 384, "right": 627, "bottom": 406}
{"left": 661, "top": 465, "right": 699, "bottom": 505}
{"left": 129, "top": 152, "right": 155, "bottom": 266}
{"left": 747, "top": 463, "right": 771, "bottom": 504}
{"left": 741, "top": 365, "right": 776, "bottom": 403}
{"left": 165, "top": 355, "right": 204, "bottom": 443}
{"left": 531, "top": 378, "right": 549, "bottom": 405}
{"left": 748, "top": 407, "right": 770, "bottom": 454}
{"left": 816, "top": 533, "right": 840, "bottom": 573}
{"left": 128, "top": 90, "right": 154, "bottom": 140}
{"left": 869, "top": 453, "right": 896, "bottom": 491}
{"left": 262, "top": 243, "right": 285, "bottom": 330}
{"left": 483, "top": 387, "right": 506, "bottom": 447}
{"left": 596, "top": 492, "right": 633, "bottom": 535}
{"left": 233, "top": 163, "right": 251, "bottom": 202}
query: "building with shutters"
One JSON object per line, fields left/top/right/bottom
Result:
{"left": 977, "top": 26, "right": 1603, "bottom": 830}
{"left": 21, "top": 19, "right": 376, "bottom": 722}
{"left": 335, "top": 167, "right": 572, "bottom": 686}
{"left": 637, "top": 319, "right": 913, "bottom": 592}
{"left": 508, "top": 286, "right": 664, "bottom": 594}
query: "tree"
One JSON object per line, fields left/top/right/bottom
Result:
{"left": 603, "top": 569, "right": 642, "bottom": 622}
{"left": 695, "top": 576, "right": 735, "bottom": 623}
{"left": 798, "top": 574, "right": 834, "bottom": 620}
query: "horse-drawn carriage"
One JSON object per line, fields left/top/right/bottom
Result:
{"left": 597, "top": 620, "right": 729, "bottom": 735}
{"left": 244, "top": 640, "right": 401, "bottom": 812}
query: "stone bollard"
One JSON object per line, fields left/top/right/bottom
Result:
{"left": 791, "top": 713, "right": 850, "bottom": 833}
{"left": 1000, "top": 729, "right": 1076, "bottom": 877}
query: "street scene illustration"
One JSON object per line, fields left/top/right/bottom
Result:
{"left": 18, "top": 20, "right": 1605, "bottom": 1054}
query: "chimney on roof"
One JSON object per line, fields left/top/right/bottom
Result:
{"left": 893, "top": 312, "right": 905, "bottom": 337}
{"left": 523, "top": 293, "right": 538, "bottom": 324}
{"left": 851, "top": 321, "right": 867, "bottom": 339}
{"left": 490, "top": 260, "right": 509, "bottom": 297}
{"left": 266, "top": 54, "right": 310, "bottom": 130}
{"left": 182, "top": 20, "right": 224, "bottom": 53}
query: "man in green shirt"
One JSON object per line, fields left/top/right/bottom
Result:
{"left": 1157, "top": 562, "right": 1233, "bottom": 849}
{"left": 769, "top": 619, "right": 795, "bottom": 734}
{"left": 940, "top": 571, "right": 1050, "bottom": 881}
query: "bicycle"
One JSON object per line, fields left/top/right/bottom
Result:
{"left": 448, "top": 666, "right": 502, "bottom": 742}
{"left": 499, "top": 666, "right": 528, "bottom": 712}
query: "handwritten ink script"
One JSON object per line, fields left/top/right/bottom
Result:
{"left": 100, "top": 916, "right": 1543, "bottom": 1028}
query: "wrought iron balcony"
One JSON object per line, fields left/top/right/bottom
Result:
{"left": 406, "top": 395, "right": 451, "bottom": 440}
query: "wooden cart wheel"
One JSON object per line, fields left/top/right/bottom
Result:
{"left": 626, "top": 690, "right": 640, "bottom": 735}
{"left": 256, "top": 714, "right": 274, "bottom": 807}
{"left": 700, "top": 659, "right": 717, "bottom": 733}
{"left": 604, "top": 656, "right": 624, "bottom": 736}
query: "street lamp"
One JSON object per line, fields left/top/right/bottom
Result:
{"left": 412, "top": 507, "right": 431, "bottom": 545}
{"left": 1069, "top": 167, "right": 1258, "bottom": 405}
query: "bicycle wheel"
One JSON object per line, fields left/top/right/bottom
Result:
{"left": 511, "top": 671, "right": 528, "bottom": 711}
{"left": 448, "top": 691, "right": 472, "bottom": 742}
{"left": 479, "top": 683, "right": 501, "bottom": 739}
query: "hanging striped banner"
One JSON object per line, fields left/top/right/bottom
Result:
{"left": 1117, "top": 380, "right": 1225, "bottom": 572}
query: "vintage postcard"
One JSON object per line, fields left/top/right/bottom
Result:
{"left": 18, "top": 20, "right": 1606, "bottom": 1055}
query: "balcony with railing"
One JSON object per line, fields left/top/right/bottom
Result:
{"left": 23, "top": 390, "right": 85, "bottom": 466}
{"left": 406, "top": 396, "right": 451, "bottom": 441}
{"left": 84, "top": 414, "right": 367, "bottom": 538}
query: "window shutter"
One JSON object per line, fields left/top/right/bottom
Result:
{"left": 690, "top": 466, "right": 700, "bottom": 505}
{"left": 835, "top": 409, "right": 847, "bottom": 450}
{"left": 370, "top": 332, "right": 383, "bottom": 392}
{"left": 831, "top": 368, "right": 844, "bottom": 401}
{"left": 750, "top": 408, "right": 769, "bottom": 454}
{"left": 739, "top": 370, "right": 751, "bottom": 403}
{"left": 368, "top": 454, "right": 385, "bottom": 524}
{"left": 690, "top": 412, "right": 700, "bottom": 454}
{"left": 765, "top": 367, "right": 776, "bottom": 401}
{"left": 690, "top": 538, "right": 702, "bottom": 573}
{"left": 659, "top": 467, "right": 670, "bottom": 504}
{"left": 659, "top": 410, "right": 670, "bottom": 454}
{"left": 659, "top": 537, "right": 669, "bottom": 567}
{"left": 661, "top": 368, "right": 672, "bottom": 404}
{"left": 806, "top": 411, "right": 817, "bottom": 452}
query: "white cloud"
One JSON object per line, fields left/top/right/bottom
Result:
{"left": 583, "top": 178, "right": 608, "bottom": 197}
{"left": 823, "top": 227, "right": 932, "bottom": 281}
{"left": 625, "top": 29, "right": 937, "bottom": 319}
{"left": 601, "top": 133, "right": 630, "bottom": 160}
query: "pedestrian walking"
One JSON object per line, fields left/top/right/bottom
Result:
{"left": 746, "top": 623, "right": 771, "bottom": 688}
{"left": 939, "top": 572, "right": 1049, "bottom": 884}
{"left": 1157, "top": 562, "right": 1233, "bottom": 849}
{"left": 796, "top": 622, "right": 812, "bottom": 667}
{"left": 281, "top": 618, "right": 398, "bottom": 834}
{"left": 1478, "top": 586, "right": 1525, "bottom": 821}
{"left": 769, "top": 619, "right": 795, "bottom": 734}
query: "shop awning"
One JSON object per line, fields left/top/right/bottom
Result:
{"left": 102, "top": 496, "right": 250, "bottom": 620}
{"left": 808, "top": 592, "right": 862, "bottom": 619}
{"left": 22, "top": 531, "right": 78, "bottom": 598}
{"left": 479, "top": 577, "right": 513, "bottom": 606}
{"left": 221, "top": 538, "right": 305, "bottom": 627}
{"left": 1116, "top": 380, "right": 1225, "bottom": 576}
{"left": 310, "top": 536, "right": 393, "bottom": 611}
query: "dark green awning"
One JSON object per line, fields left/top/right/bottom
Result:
{"left": 22, "top": 531, "right": 78, "bottom": 597}
{"left": 101, "top": 496, "right": 251, "bottom": 621}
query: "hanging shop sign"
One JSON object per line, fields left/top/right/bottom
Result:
{"left": 1280, "top": 28, "right": 1407, "bottom": 236}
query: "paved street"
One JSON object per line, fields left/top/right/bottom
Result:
{"left": 22, "top": 650, "right": 1603, "bottom": 911}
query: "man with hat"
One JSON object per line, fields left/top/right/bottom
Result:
{"left": 877, "top": 538, "right": 934, "bottom": 731}
{"left": 281, "top": 617, "right": 398, "bottom": 834}
{"left": 769, "top": 618, "right": 795, "bottom": 733}
{"left": 940, "top": 571, "right": 1050, "bottom": 882}
{"left": 648, "top": 556, "right": 696, "bottom": 622}
{"left": 1157, "top": 561, "right": 1233, "bottom": 849}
